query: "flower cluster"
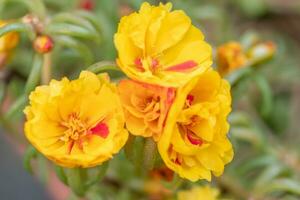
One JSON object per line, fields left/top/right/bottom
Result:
{"left": 24, "top": 2, "right": 233, "bottom": 182}
{"left": 115, "top": 2, "right": 233, "bottom": 181}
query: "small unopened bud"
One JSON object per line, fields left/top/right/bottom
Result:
{"left": 33, "top": 35, "right": 54, "bottom": 54}
{"left": 217, "top": 41, "right": 248, "bottom": 76}
{"left": 247, "top": 41, "right": 276, "bottom": 64}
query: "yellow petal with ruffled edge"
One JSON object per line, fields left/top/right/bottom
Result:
{"left": 114, "top": 2, "right": 212, "bottom": 87}
{"left": 24, "top": 71, "right": 128, "bottom": 168}
{"left": 158, "top": 70, "right": 233, "bottom": 181}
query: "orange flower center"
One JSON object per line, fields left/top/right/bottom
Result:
{"left": 60, "top": 113, "right": 88, "bottom": 142}
{"left": 60, "top": 113, "right": 109, "bottom": 154}
{"left": 134, "top": 57, "right": 160, "bottom": 73}
{"left": 179, "top": 124, "right": 204, "bottom": 146}
{"left": 168, "top": 145, "right": 182, "bottom": 166}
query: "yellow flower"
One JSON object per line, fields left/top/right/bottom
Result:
{"left": 24, "top": 71, "right": 128, "bottom": 168}
{"left": 217, "top": 41, "right": 248, "bottom": 76}
{"left": 0, "top": 20, "right": 19, "bottom": 68}
{"left": 158, "top": 70, "right": 233, "bottom": 181}
{"left": 118, "top": 79, "right": 175, "bottom": 141}
{"left": 0, "top": 20, "right": 19, "bottom": 52}
{"left": 114, "top": 2, "right": 212, "bottom": 87}
{"left": 178, "top": 185, "right": 219, "bottom": 200}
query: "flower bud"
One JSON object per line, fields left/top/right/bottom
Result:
{"left": 33, "top": 35, "right": 54, "bottom": 54}
{"left": 247, "top": 41, "right": 276, "bottom": 64}
{"left": 217, "top": 41, "right": 248, "bottom": 76}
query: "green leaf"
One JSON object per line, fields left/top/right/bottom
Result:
{"left": 51, "top": 12, "right": 101, "bottom": 43}
{"left": 46, "top": 23, "right": 99, "bottom": 41}
{"left": 4, "top": 0, "right": 46, "bottom": 19}
{"left": 76, "top": 10, "right": 115, "bottom": 59}
{"left": 75, "top": 11, "right": 103, "bottom": 34}
{"left": 261, "top": 178, "right": 300, "bottom": 195}
{"left": 237, "top": 155, "right": 276, "bottom": 175}
{"left": 26, "top": 0, "right": 47, "bottom": 19}
{"left": 23, "top": 145, "right": 38, "bottom": 174}
{"left": 254, "top": 164, "right": 287, "bottom": 189}
{"left": 230, "top": 126, "right": 263, "bottom": 147}
{"left": 254, "top": 74, "right": 273, "bottom": 118}
{"left": 265, "top": 94, "right": 290, "bottom": 134}
{"left": 229, "top": 111, "right": 251, "bottom": 127}
{"left": 0, "top": 22, "right": 34, "bottom": 39}
{"left": 25, "top": 54, "right": 43, "bottom": 95}
{"left": 55, "top": 35, "right": 93, "bottom": 65}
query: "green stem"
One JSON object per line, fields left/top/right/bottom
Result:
{"left": 85, "top": 162, "right": 109, "bottom": 188}
{"left": 41, "top": 53, "right": 52, "bottom": 84}
{"left": 142, "top": 138, "right": 157, "bottom": 172}
{"left": 23, "top": 145, "right": 38, "bottom": 174}
{"left": 66, "top": 168, "right": 87, "bottom": 197}
{"left": 54, "top": 166, "right": 68, "bottom": 186}
{"left": 25, "top": 54, "right": 43, "bottom": 94}
{"left": 87, "top": 61, "right": 119, "bottom": 74}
